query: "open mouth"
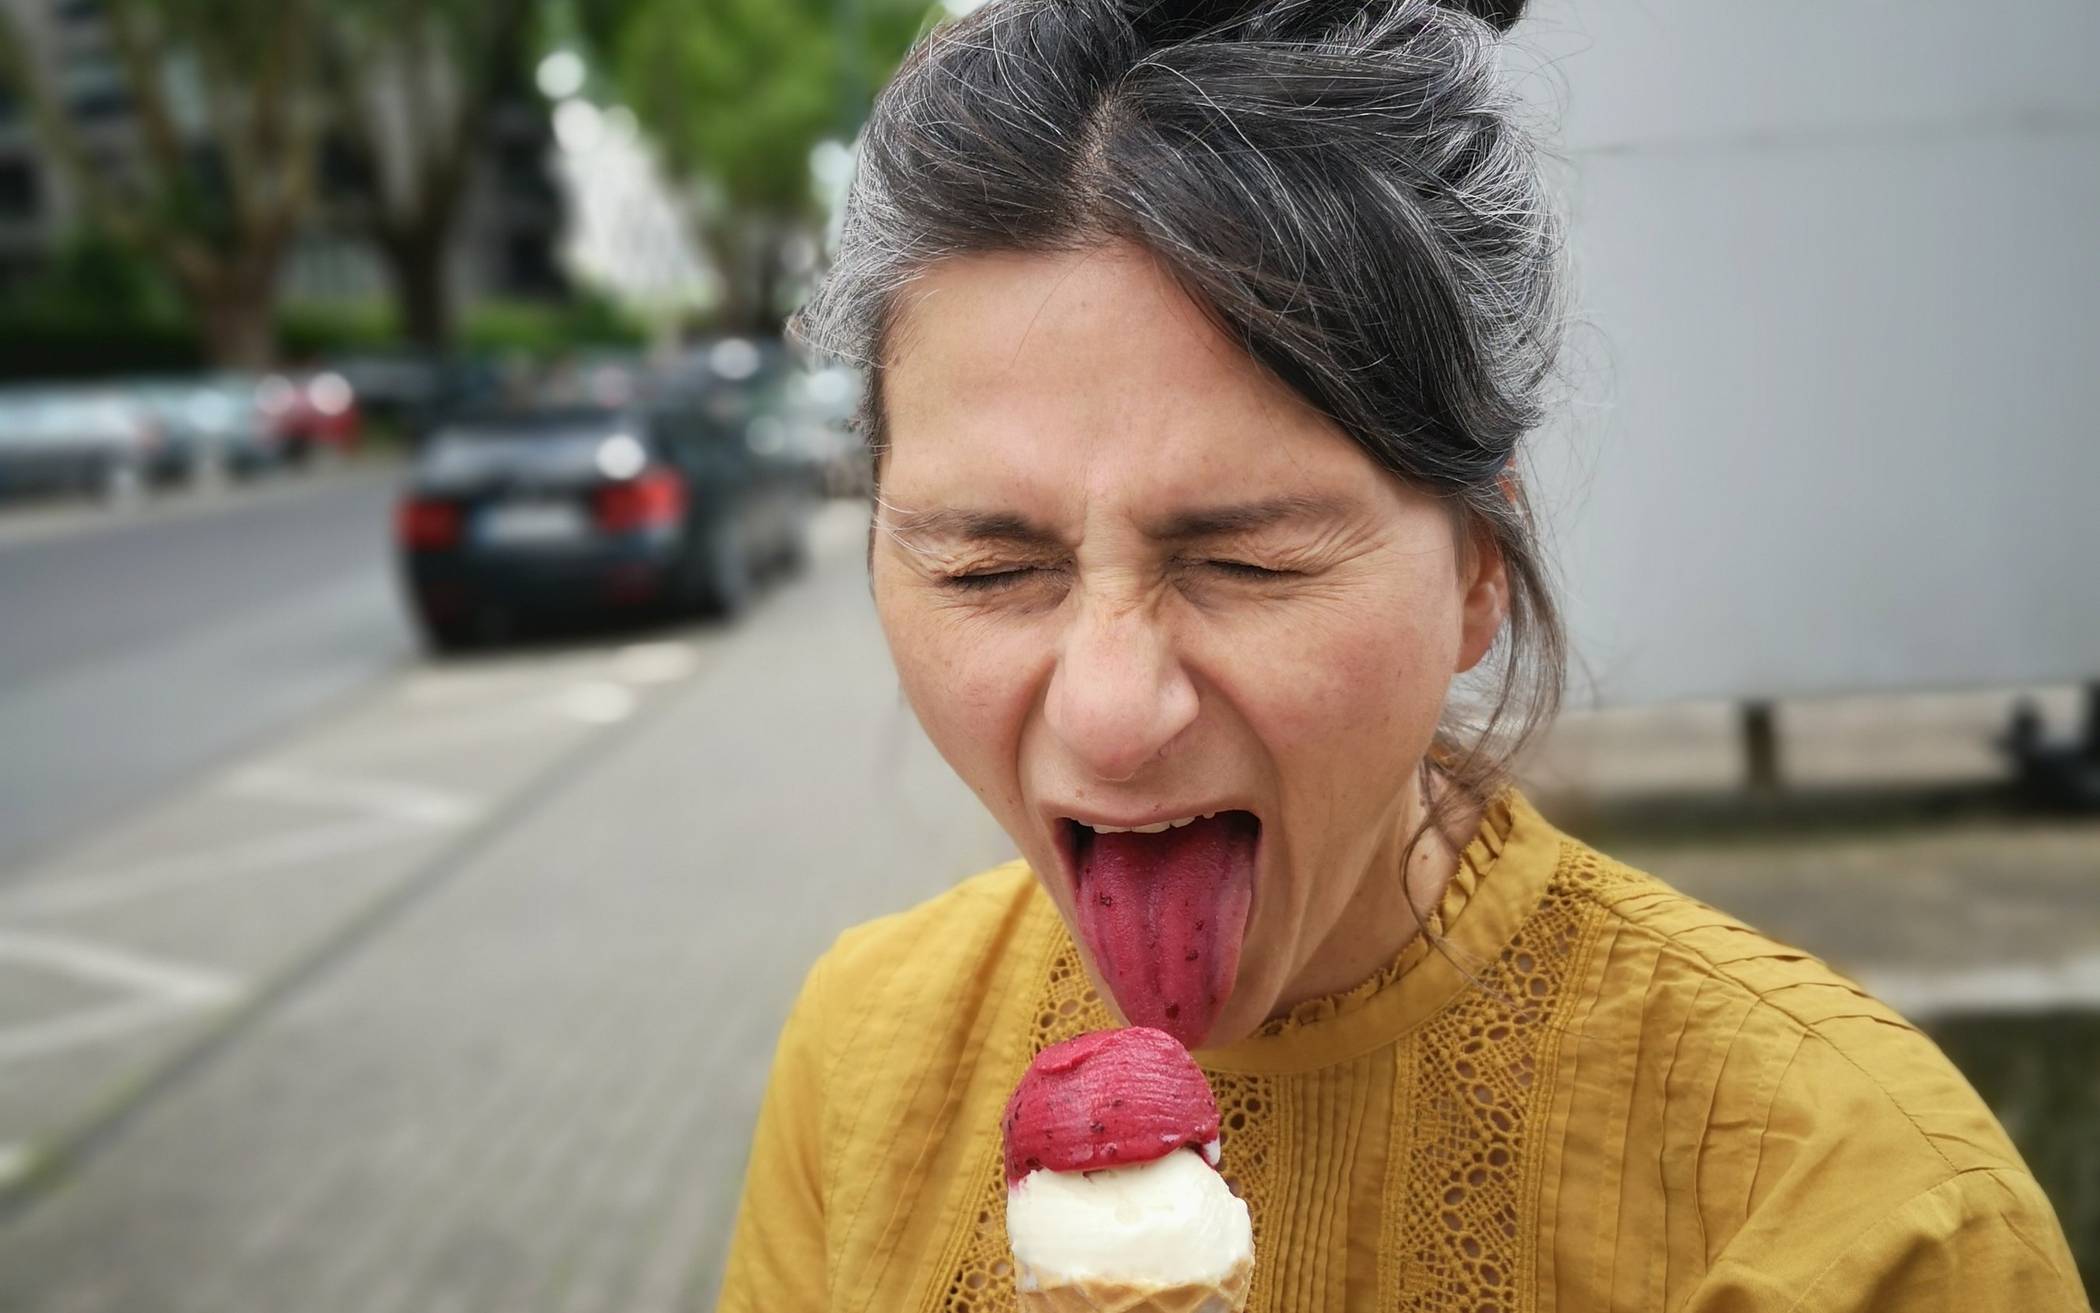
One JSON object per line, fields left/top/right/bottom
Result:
{"left": 1055, "top": 810, "right": 1261, "bottom": 1050}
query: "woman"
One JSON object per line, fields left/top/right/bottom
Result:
{"left": 717, "top": 1, "right": 2084, "bottom": 1308}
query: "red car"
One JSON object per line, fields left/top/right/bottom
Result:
{"left": 257, "top": 371, "right": 361, "bottom": 461}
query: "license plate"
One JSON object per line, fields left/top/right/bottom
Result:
{"left": 478, "top": 502, "right": 587, "bottom": 545}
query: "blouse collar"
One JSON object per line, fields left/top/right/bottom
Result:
{"left": 1190, "top": 787, "right": 1565, "bottom": 1076}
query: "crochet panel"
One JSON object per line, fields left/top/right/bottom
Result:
{"left": 1383, "top": 849, "right": 1599, "bottom": 1310}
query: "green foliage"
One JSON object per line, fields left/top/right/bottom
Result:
{"left": 460, "top": 292, "right": 646, "bottom": 353}
{"left": 11, "top": 230, "right": 182, "bottom": 320}
{"left": 595, "top": 0, "right": 937, "bottom": 219}
{"left": 0, "top": 231, "right": 196, "bottom": 379}
{"left": 0, "top": 311, "right": 200, "bottom": 382}
{"left": 277, "top": 294, "right": 645, "bottom": 360}
{"left": 276, "top": 301, "right": 404, "bottom": 360}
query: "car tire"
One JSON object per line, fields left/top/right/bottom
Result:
{"left": 415, "top": 613, "right": 479, "bottom": 655}
{"left": 690, "top": 520, "right": 752, "bottom": 619}
{"left": 772, "top": 524, "right": 809, "bottom": 580}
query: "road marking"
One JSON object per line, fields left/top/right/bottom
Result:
{"left": 613, "top": 640, "right": 699, "bottom": 684}
{"left": 557, "top": 681, "right": 637, "bottom": 724}
{"left": 317, "top": 709, "right": 592, "bottom": 765}
{"left": 399, "top": 664, "right": 554, "bottom": 708}
{"left": 0, "top": 929, "right": 244, "bottom": 1066}
{"left": 0, "top": 993, "right": 237, "bottom": 1066}
{"left": 0, "top": 929, "right": 241, "bottom": 1004}
{"left": 0, "top": 1143, "right": 30, "bottom": 1189}
{"left": 225, "top": 765, "right": 479, "bottom": 826}
{"left": 1, "top": 767, "right": 480, "bottom": 918}
{"left": 0, "top": 818, "right": 431, "bottom": 919}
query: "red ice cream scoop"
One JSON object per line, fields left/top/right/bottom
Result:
{"left": 1000, "top": 1026, "right": 1221, "bottom": 1187}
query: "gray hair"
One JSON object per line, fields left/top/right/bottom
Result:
{"left": 797, "top": 0, "right": 1570, "bottom": 825}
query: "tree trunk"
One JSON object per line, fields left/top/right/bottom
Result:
{"left": 703, "top": 212, "right": 798, "bottom": 337}
{"left": 382, "top": 225, "right": 457, "bottom": 355}
{"left": 187, "top": 265, "right": 281, "bottom": 370}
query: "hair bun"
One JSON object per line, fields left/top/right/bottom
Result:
{"left": 1119, "top": 0, "right": 1526, "bottom": 45}
{"left": 1439, "top": 0, "right": 1525, "bottom": 33}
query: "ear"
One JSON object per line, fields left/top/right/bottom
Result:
{"left": 1454, "top": 524, "right": 1508, "bottom": 675}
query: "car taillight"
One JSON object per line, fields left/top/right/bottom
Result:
{"left": 397, "top": 497, "right": 461, "bottom": 549}
{"left": 593, "top": 467, "right": 686, "bottom": 533}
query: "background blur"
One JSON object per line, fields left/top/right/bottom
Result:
{"left": 0, "top": 0, "right": 2092, "bottom": 1307}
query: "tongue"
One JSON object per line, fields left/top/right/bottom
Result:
{"left": 1074, "top": 812, "right": 1256, "bottom": 1050}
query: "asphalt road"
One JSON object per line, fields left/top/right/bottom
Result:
{"left": 0, "top": 472, "right": 415, "bottom": 874}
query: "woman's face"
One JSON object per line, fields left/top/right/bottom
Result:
{"left": 872, "top": 244, "right": 1506, "bottom": 1050}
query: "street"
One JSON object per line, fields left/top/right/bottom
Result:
{"left": 0, "top": 470, "right": 414, "bottom": 873}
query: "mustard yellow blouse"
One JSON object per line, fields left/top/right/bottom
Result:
{"left": 716, "top": 791, "right": 2086, "bottom": 1311}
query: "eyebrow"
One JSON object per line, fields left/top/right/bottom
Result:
{"left": 885, "top": 507, "right": 1060, "bottom": 547}
{"left": 1143, "top": 492, "right": 1356, "bottom": 541}
{"left": 886, "top": 493, "right": 1355, "bottom": 547}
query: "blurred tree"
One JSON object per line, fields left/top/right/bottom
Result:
{"left": 317, "top": 0, "right": 537, "bottom": 355}
{"left": 0, "top": 0, "right": 324, "bottom": 367}
{"left": 18, "top": 227, "right": 180, "bottom": 319}
{"left": 576, "top": 0, "right": 932, "bottom": 334}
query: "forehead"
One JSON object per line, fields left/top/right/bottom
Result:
{"left": 880, "top": 244, "right": 1373, "bottom": 507}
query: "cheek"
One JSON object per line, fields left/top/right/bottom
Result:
{"left": 1214, "top": 593, "right": 1459, "bottom": 772}
{"left": 875, "top": 582, "right": 1042, "bottom": 809}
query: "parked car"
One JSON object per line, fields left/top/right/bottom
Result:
{"left": 330, "top": 353, "right": 510, "bottom": 445}
{"left": 123, "top": 375, "right": 282, "bottom": 484}
{"left": 781, "top": 363, "right": 869, "bottom": 497}
{"left": 394, "top": 393, "right": 814, "bottom": 650}
{"left": 0, "top": 385, "right": 160, "bottom": 502}
{"left": 257, "top": 370, "right": 360, "bottom": 462}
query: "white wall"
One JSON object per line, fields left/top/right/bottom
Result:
{"left": 1508, "top": 1, "right": 2100, "bottom": 704}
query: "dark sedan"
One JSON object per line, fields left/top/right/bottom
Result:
{"left": 394, "top": 399, "right": 812, "bottom": 650}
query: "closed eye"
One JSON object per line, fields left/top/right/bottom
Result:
{"left": 1201, "top": 559, "right": 1293, "bottom": 580}
{"left": 942, "top": 568, "right": 1038, "bottom": 591}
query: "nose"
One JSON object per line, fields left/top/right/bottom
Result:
{"left": 1044, "top": 593, "right": 1200, "bottom": 783}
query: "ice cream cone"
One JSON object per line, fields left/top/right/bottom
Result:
{"left": 1014, "top": 1255, "right": 1253, "bottom": 1313}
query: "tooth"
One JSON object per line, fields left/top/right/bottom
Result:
{"left": 1201, "top": 811, "right": 1215, "bottom": 820}
{"left": 1130, "top": 821, "right": 1172, "bottom": 834}
{"left": 1168, "top": 815, "right": 1196, "bottom": 828}
{"left": 1092, "top": 824, "right": 1131, "bottom": 834}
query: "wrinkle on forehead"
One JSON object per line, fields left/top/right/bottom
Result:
{"left": 877, "top": 242, "right": 1372, "bottom": 540}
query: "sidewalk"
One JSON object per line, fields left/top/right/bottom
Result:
{"left": 1523, "top": 686, "right": 2100, "bottom": 1019}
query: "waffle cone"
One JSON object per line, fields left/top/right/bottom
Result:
{"left": 1013, "top": 1255, "right": 1252, "bottom": 1313}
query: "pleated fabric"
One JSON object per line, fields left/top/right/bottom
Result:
{"left": 716, "top": 792, "right": 2087, "bottom": 1312}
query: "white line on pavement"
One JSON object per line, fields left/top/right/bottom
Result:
{"left": 0, "top": 816, "right": 429, "bottom": 918}
{"left": 0, "top": 765, "right": 481, "bottom": 918}
{"left": 612, "top": 640, "right": 700, "bottom": 684}
{"left": 0, "top": 993, "right": 236, "bottom": 1066}
{"left": 0, "top": 1143, "right": 30, "bottom": 1188}
{"left": 225, "top": 765, "right": 480, "bottom": 826}
{"left": 556, "top": 681, "right": 637, "bottom": 725}
{"left": 0, "top": 928, "right": 243, "bottom": 1004}
{"left": 0, "top": 928, "right": 245, "bottom": 1067}
{"left": 314, "top": 707, "right": 592, "bottom": 766}
{"left": 398, "top": 663, "right": 558, "bottom": 708}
